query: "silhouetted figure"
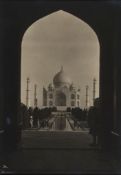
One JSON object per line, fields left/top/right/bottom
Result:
{"left": 29, "top": 116, "right": 33, "bottom": 128}
{"left": 20, "top": 103, "right": 29, "bottom": 129}
{"left": 2, "top": 114, "right": 19, "bottom": 169}
{"left": 25, "top": 106, "right": 33, "bottom": 129}
{"left": 88, "top": 106, "right": 100, "bottom": 146}
{"left": 33, "top": 107, "right": 39, "bottom": 128}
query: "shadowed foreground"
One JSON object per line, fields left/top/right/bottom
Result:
{"left": 0, "top": 130, "right": 121, "bottom": 174}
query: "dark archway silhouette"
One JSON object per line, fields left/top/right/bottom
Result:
{"left": 1, "top": 1, "right": 121, "bottom": 153}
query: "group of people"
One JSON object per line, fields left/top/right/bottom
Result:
{"left": 29, "top": 115, "right": 49, "bottom": 129}
{"left": 20, "top": 103, "right": 103, "bottom": 148}
{"left": 20, "top": 104, "right": 52, "bottom": 129}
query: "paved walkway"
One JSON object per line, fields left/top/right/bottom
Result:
{"left": 0, "top": 130, "right": 121, "bottom": 174}
{"left": 22, "top": 130, "right": 91, "bottom": 149}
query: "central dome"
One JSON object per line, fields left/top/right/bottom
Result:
{"left": 53, "top": 67, "right": 72, "bottom": 87}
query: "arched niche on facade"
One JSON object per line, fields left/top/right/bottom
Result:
{"left": 55, "top": 92, "right": 66, "bottom": 106}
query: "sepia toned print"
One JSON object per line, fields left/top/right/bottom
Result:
{"left": 0, "top": 1, "right": 121, "bottom": 174}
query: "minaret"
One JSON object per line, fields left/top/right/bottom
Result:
{"left": 43, "top": 86, "right": 47, "bottom": 106}
{"left": 34, "top": 84, "right": 38, "bottom": 108}
{"left": 85, "top": 85, "right": 89, "bottom": 109}
{"left": 26, "top": 77, "right": 30, "bottom": 108}
{"left": 93, "top": 78, "right": 96, "bottom": 106}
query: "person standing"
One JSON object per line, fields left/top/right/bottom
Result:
{"left": 88, "top": 106, "right": 99, "bottom": 146}
{"left": 30, "top": 116, "right": 33, "bottom": 128}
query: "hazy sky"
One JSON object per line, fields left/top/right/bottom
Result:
{"left": 21, "top": 10, "right": 99, "bottom": 108}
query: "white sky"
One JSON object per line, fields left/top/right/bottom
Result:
{"left": 21, "top": 10, "right": 99, "bottom": 108}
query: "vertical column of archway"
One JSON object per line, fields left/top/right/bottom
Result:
{"left": 0, "top": 20, "right": 4, "bottom": 153}
{"left": 99, "top": 35, "right": 114, "bottom": 150}
{"left": 117, "top": 17, "right": 121, "bottom": 148}
{"left": 99, "top": 9, "right": 121, "bottom": 152}
{"left": 113, "top": 12, "right": 121, "bottom": 152}
{"left": 0, "top": 39, "right": 3, "bottom": 130}
{"left": 2, "top": 19, "right": 22, "bottom": 151}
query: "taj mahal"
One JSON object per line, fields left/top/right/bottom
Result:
{"left": 43, "top": 66, "right": 81, "bottom": 111}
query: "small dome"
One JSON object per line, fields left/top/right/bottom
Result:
{"left": 48, "top": 83, "right": 53, "bottom": 88}
{"left": 48, "top": 83, "right": 54, "bottom": 91}
{"left": 53, "top": 67, "right": 72, "bottom": 87}
{"left": 70, "top": 83, "right": 76, "bottom": 90}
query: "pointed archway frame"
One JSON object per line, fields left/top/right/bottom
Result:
{"left": 1, "top": 1, "right": 121, "bottom": 151}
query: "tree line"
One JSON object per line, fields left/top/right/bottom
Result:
{"left": 20, "top": 103, "right": 89, "bottom": 129}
